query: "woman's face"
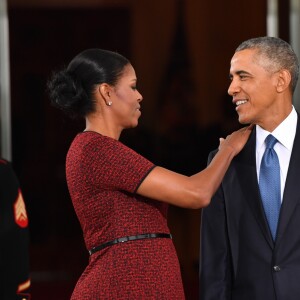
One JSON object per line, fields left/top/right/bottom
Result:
{"left": 110, "top": 64, "right": 143, "bottom": 129}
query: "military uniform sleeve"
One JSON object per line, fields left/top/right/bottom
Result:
{"left": 0, "top": 159, "right": 31, "bottom": 300}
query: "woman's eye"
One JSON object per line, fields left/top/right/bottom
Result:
{"left": 132, "top": 86, "right": 137, "bottom": 90}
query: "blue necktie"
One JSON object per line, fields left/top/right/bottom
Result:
{"left": 259, "top": 135, "right": 281, "bottom": 240}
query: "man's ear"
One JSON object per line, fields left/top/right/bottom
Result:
{"left": 276, "top": 69, "right": 291, "bottom": 93}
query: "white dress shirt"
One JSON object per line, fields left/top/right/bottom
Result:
{"left": 256, "top": 106, "right": 297, "bottom": 202}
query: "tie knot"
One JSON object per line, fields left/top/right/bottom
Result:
{"left": 265, "top": 134, "right": 277, "bottom": 149}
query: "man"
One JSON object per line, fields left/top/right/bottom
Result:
{"left": 200, "top": 36, "right": 300, "bottom": 300}
{"left": 0, "top": 159, "right": 31, "bottom": 299}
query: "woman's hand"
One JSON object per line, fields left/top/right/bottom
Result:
{"left": 219, "top": 124, "right": 254, "bottom": 155}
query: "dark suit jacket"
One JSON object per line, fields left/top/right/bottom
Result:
{"left": 200, "top": 120, "right": 300, "bottom": 300}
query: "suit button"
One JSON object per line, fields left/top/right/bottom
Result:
{"left": 273, "top": 265, "right": 281, "bottom": 272}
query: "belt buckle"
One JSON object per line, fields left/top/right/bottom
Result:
{"left": 118, "top": 236, "right": 129, "bottom": 243}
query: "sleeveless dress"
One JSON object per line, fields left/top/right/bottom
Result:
{"left": 66, "top": 131, "right": 185, "bottom": 299}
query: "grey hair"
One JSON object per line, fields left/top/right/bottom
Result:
{"left": 236, "top": 36, "right": 299, "bottom": 93}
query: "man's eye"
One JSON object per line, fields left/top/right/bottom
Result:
{"left": 132, "top": 86, "right": 137, "bottom": 90}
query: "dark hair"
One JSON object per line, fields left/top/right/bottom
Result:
{"left": 47, "top": 49, "right": 130, "bottom": 119}
{"left": 235, "top": 36, "right": 299, "bottom": 93}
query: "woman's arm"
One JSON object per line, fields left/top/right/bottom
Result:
{"left": 137, "top": 125, "right": 253, "bottom": 208}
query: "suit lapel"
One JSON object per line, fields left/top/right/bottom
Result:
{"left": 276, "top": 118, "right": 300, "bottom": 246}
{"left": 235, "top": 128, "right": 274, "bottom": 248}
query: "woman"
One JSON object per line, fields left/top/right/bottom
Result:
{"left": 48, "top": 49, "right": 252, "bottom": 299}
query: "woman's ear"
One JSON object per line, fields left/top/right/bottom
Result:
{"left": 276, "top": 69, "right": 292, "bottom": 93}
{"left": 98, "top": 83, "right": 113, "bottom": 106}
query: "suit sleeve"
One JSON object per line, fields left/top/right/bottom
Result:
{"left": 199, "top": 150, "right": 232, "bottom": 300}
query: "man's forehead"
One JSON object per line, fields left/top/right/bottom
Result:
{"left": 230, "top": 49, "right": 261, "bottom": 70}
{"left": 231, "top": 49, "right": 256, "bottom": 62}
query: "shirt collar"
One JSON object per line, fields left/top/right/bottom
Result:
{"left": 256, "top": 106, "right": 297, "bottom": 151}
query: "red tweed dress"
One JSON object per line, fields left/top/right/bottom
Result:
{"left": 66, "top": 131, "right": 185, "bottom": 299}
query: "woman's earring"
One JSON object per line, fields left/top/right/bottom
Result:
{"left": 107, "top": 101, "right": 112, "bottom": 106}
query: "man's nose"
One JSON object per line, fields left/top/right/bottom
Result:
{"left": 228, "top": 79, "right": 240, "bottom": 96}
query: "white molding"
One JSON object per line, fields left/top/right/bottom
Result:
{"left": 0, "top": 0, "right": 11, "bottom": 161}
{"left": 290, "top": 0, "right": 300, "bottom": 111}
{"left": 267, "top": 0, "right": 279, "bottom": 37}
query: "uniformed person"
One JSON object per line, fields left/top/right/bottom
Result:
{"left": 0, "top": 159, "right": 30, "bottom": 300}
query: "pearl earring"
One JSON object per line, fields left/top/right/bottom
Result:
{"left": 107, "top": 101, "right": 112, "bottom": 106}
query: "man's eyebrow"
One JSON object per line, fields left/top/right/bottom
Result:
{"left": 235, "top": 70, "right": 251, "bottom": 75}
{"left": 229, "top": 70, "right": 252, "bottom": 78}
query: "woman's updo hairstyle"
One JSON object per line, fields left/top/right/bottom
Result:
{"left": 47, "top": 49, "right": 130, "bottom": 119}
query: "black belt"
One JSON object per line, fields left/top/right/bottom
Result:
{"left": 88, "top": 233, "right": 172, "bottom": 255}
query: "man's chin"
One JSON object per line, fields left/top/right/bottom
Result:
{"left": 238, "top": 115, "right": 249, "bottom": 125}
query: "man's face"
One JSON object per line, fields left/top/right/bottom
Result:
{"left": 228, "top": 49, "right": 279, "bottom": 129}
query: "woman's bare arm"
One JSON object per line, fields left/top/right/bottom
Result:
{"left": 137, "top": 125, "right": 253, "bottom": 209}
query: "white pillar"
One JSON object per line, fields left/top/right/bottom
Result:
{"left": 290, "top": 0, "right": 300, "bottom": 111}
{"left": 0, "top": 0, "right": 11, "bottom": 161}
{"left": 267, "top": 0, "right": 279, "bottom": 37}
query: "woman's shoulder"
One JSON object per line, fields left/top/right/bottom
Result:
{"left": 69, "top": 131, "right": 131, "bottom": 157}
{"left": 75, "top": 131, "right": 122, "bottom": 148}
